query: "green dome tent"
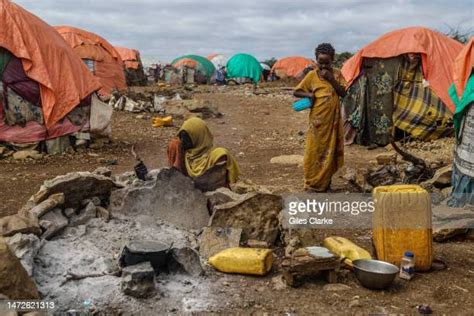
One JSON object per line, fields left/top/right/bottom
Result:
{"left": 226, "top": 53, "right": 262, "bottom": 83}
{"left": 171, "top": 54, "right": 216, "bottom": 79}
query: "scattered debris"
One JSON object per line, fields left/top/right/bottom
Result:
{"left": 165, "top": 99, "right": 222, "bottom": 119}
{"left": 152, "top": 116, "right": 174, "bottom": 128}
{"left": 417, "top": 304, "right": 433, "bottom": 314}
{"left": 12, "top": 150, "right": 43, "bottom": 161}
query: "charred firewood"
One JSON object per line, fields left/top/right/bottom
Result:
{"left": 390, "top": 141, "right": 434, "bottom": 183}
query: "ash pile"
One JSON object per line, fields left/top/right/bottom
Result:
{"left": 0, "top": 166, "right": 283, "bottom": 314}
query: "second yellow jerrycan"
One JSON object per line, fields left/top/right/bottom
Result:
{"left": 323, "top": 236, "right": 372, "bottom": 267}
{"left": 372, "top": 184, "right": 433, "bottom": 271}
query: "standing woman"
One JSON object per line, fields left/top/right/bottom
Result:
{"left": 294, "top": 43, "right": 347, "bottom": 192}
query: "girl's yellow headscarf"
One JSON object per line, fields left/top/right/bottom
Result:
{"left": 179, "top": 117, "right": 240, "bottom": 183}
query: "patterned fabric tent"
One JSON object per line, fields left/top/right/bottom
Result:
{"left": 341, "top": 27, "right": 463, "bottom": 146}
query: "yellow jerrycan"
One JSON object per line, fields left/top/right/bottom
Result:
{"left": 323, "top": 237, "right": 372, "bottom": 267}
{"left": 208, "top": 247, "right": 273, "bottom": 276}
{"left": 373, "top": 184, "right": 432, "bottom": 271}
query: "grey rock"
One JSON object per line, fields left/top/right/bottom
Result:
{"left": 96, "top": 206, "right": 110, "bottom": 222}
{"left": 29, "top": 193, "right": 65, "bottom": 218}
{"left": 199, "top": 227, "right": 242, "bottom": 258}
{"left": 4, "top": 233, "right": 41, "bottom": 276}
{"left": 64, "top": 208, "right": 77, "bottom": 218}
{"left": 70, "top": 202, "right": 96, "bottom": 227}
{"left": 92, "top": 167, "right": 112, "bottom": 177}
{"left": 205, "top": 188, "right": 242, "bottom": 211}
{"left": 32, "top": 172, "right": 122, "bottom": 208}
{"left": 91, "top": 197, "right": 101, "bottom": 206}
{"left": 110, "top": 168, "right": 210, "bottom": 230}
{"left": 432, "top": 204, "right": 474, "bottom": 222}
{"left": 209, "top": 192, "right": 282, "bottom": 244}
{"left": 39, "top": 208, "right": 68, "bottom": 240}
{"left": 0, "top": 213, "right": 41, "bottom": 237}
{"left": 170, "top": 247, "right": 203, "bottom": 276}
{"left": 121, "top": 262, "right": 156, "bottom": 298}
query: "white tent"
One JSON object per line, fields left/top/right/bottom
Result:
{"left": 260, "top": 63, "right": 271, "bottom": 71}
{"left": 208, "top": 54, "right": 228, "bottom": 69}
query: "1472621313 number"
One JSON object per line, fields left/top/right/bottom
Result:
{"left": 4, "top": 300, "right": 56, "bottom": 311}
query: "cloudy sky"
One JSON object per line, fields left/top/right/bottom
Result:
{"left": 14, "top": 0, "right": 473, "bottom": 63}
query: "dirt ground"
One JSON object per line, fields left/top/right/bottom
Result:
{"left": 1, "top": 84, "right": 473, "bottom": 314}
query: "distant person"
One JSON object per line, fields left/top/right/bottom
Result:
{"left": 216, "top": 66, "right": 226, "bottom": 85}
{"left": 167, "top": 117, "right": 240, "bottom": 189}
{"left": 294, "top": 43, "right": 347, "bottom": 192}
{"left": 262, "top": 68, "right": 270, "bottom": 81}
{"left": 154, "top": 64, "right": 161, "bottom": 83}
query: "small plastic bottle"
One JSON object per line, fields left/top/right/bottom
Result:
{"left": 400, "top": 251, "right": 415, "bottom": 280}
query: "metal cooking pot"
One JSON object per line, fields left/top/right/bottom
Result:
{"left": 352, "top": 259, "right": 399, "bottom": 290}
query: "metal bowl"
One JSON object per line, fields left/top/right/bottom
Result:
{"left": 352, "top": 259, "right": 399, "bottom": 290}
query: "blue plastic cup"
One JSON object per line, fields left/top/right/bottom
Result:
{"left": 292, "top": 98, "right": 312, "bottom": 111}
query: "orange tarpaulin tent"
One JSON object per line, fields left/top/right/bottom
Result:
{"left": 173, "top": 58, "right": 198, "bottom": 69}
{"left": 115, "top": 46, "right": 141, "bottom": 70}
{"left": 0, "top": 0, "right": 101, "bottom": 128}
{"left": 55, "top": 26, "right": 127, "bottom": 98}
{"left": 452, "top": 37, "right": 474, "bottom": 99}
{"left": 342, "top": 27, "right": 463, "bottom": 112}
{"left": 271, "top": 56, "right": 316, "bottom": 79}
